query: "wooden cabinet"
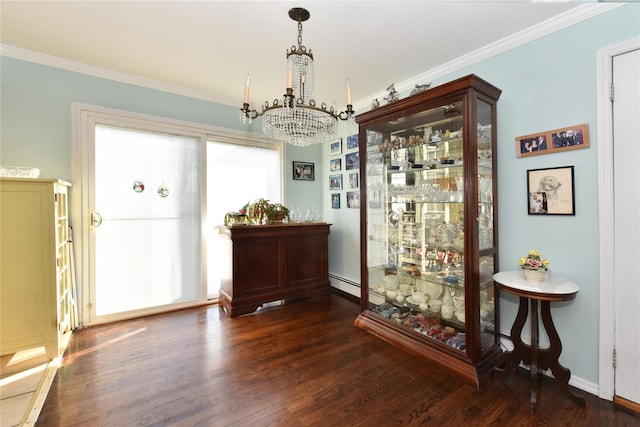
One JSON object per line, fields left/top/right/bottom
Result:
{"left": 355, "top": 75, "right": 502, "bottom": 388}
{"left": 218, "top": 223, "right": 330, "bottom": 317}
{"left": 1, "top": 178, "right": 73, "bottom": 360}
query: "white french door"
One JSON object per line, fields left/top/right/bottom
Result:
{"left": 75, "top": 108, "right": 207, "bottom": 325}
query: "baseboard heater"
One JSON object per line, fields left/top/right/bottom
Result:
{"left": 329, "top": 274, "right": 360, "bottom": 298}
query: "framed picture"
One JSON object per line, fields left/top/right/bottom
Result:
{"left": 527, "top": 166, "right": 575, "bottom": 215}
{"left": 292, "top": 161, "right": 314, "bottom": 181}
{"left": 330, "top": 158, "right": 342, "bottom": 171}
{"left": 516, "top": 123, "right": 589, "bottom": 158}
{"left": 346, "top": 134, "right": 359, "bottom": 149}
{"left": 348, "top": 172, "right": 359, "bottom": 189}
{"left": 345, "top": 152, "right": 360, "bottom": 170}
{"left": 331, "top": 193, "right": 340, "bottom": 209}
{"left": 329, "top": 174, "right": 343, "bottom": 190}
{"left": 330, "top": 138, "right": 342, "bottom": 156}
{"left": 347, "top": 191, "right": 360, "bottom": 208}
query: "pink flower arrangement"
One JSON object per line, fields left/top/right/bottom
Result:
{"left": 519, "top": 249, "right": 550, "bottom": 272}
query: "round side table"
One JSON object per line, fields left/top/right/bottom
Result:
{"left": 493, "top": 271, "right": 586, "bottom": 410}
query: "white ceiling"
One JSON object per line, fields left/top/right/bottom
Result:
{"left": 1, "top": 1, "right": 603, "bottom": 111}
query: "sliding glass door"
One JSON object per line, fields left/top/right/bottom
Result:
{"left": 90, "top": 124, "right": 204, "bottom": 322}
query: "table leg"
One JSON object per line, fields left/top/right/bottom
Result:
{"left": 504, "top": 296, "right": 530, "bottom": 371}
{"left": 538, "top": 301, "right": 586, "bottom": 408}
{"left": 530, "top": 299, "right": 539, "bottom": 410}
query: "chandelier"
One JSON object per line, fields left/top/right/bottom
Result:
{"left": 240, "top": 7, "right": 354, "bottom": 147}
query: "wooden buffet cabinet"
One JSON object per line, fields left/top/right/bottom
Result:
{"left": 218, "top": 223, "right": 331, "bottom": 317}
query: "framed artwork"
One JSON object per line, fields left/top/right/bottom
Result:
{"left": 346, "top": 134, "right": 359, "bottom": 149}
{"left": 331, "top": 193, "right": 340, "bottom": 209}
{"left": 527, "top": 166, "right": 575, "bottom": 215}
{"left": 345, "top": 152, "right": 360, "bottom": 170}
{"left": 516, "top": 123, "right": 589, "bottom": 158}
{"left": 330, "top": 158, "right": 342, "bottom": 171}
{"left": 329, "top": 174, "right": 343, "bottom": 190}
{"left": 348, "top": 172, "right": 359, "bottom": 189}
{"left": 330, "top": 138, "right": 342, "bottom": 156}
{"left": 347, "top": 191, "right": 360, "bottom": 208}
{"left": 292, "top": 161, "right": 314, "bottom": 181}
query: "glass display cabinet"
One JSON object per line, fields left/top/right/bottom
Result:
{"left": 354, "top": 75, "right": 502, "bottom": 388}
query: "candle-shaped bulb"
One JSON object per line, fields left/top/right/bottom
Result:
{"left": 287, "top": 58, "right": 294, "bottom": 89}
{"left": 243, "top": 74, "right": 251, "bottom": 104}
{"left": 346, "top": 78, "right": 352, "bottom": 105}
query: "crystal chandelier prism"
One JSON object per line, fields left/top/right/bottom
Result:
{"left": 240, "top": 8, "right": 354, "bottom": 147}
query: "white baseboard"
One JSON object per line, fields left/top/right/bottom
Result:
{"left": 499, "top": 332, "right": 598, "bottom": 396}
{"left": 329, "top": 274, "right": 360, "bottom": 298}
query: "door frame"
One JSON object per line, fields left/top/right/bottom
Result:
{"left": 71, "top": 102, "right": 282, "bottom": 326}
{"left": 596, "top": 37, "right": 640, "bottom": 401}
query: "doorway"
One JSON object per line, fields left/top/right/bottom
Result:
{"left": 92, "top": 125, "right": 204, "bottom": 319}
{"left": 73, "top": 106, "right": 208, "bottom": 326}
{"left": 597, "top": 39, "right": 640, "bottom": 405}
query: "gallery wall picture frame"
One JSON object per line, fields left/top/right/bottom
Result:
{"left": 331, "top": 193, "right": 340, "bottom": 209}
{"left": 346, "top": 134, "right": 359, "bottom": 150}
{"left": 292, "top": 161, "right": 315, "bottom": 181}
{"left": 330, "top": 158, "right": 342, "bottom": 171}
{"left": 330, "top": 138, "right": 342, "bottom": 156}
{"left": 329, "top": 174, "right": 343, "bottom": 190}
{"left": 347, "top": 191, "right": 360, "bottom": 208}
{"left": 345, "top": 152, "right": 360, "bottom": 170}
{"left": 527, "top": 165, "right": 575, "bottom": 215}
{"left": 349, "top": 172, "right": 359, "bottom": 189}
{"left": 516, "top": 123, "right": 589, "bottom": 158}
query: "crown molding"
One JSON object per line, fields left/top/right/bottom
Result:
{"left": 0, "top": 43, "right": 238, "bottom": 107}
{"left": 356, "top": 3, "right": 621, "bottom": 111}
{"left": 1, "top": 3, "right": 621, "bottom": 111}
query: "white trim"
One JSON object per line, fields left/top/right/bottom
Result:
{"left": 357, "top": 3, "right": 621, "bottom": 111}
{"left": 0, "top": 44, "right": 238, "bottom": 107}
{"left": 1, "top": 3, "right": 620, "bottom": 112}
{"left": 596, "top": 37, "right": 640, "bottom": 401}
{"left": 71, "top": 102, "right": 282, "bottom": 326}
{"left": 329, "top": 274, "right": 360, "bottom": 298}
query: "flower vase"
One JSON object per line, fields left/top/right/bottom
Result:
{"left": 523, "top": 270, "right": 546, "bottom": 282}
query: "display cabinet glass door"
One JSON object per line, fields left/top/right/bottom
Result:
{"left": 364, "top": 98, "right": 497, "bottom": 357}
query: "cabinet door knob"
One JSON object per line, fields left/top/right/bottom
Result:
{"left": 90, "top": 211, "right": 103, "bottom": 228}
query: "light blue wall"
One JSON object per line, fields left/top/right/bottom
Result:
{"left": 1, "top": 3, "right": 638, "bottom": 388}
{"left": 0, "top": 55, "right": 323, "bottom": 212}
{"left": 329, "top": 3, "right": 639, "bottom": 387}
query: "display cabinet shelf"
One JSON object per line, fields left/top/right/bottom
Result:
{"left": 355, "top": 74, "right": 502, "bottom": 388}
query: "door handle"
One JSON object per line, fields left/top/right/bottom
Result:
{"left": 90, "top": 211, "right": 103, "bottom": 228}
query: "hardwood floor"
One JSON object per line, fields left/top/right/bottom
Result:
{"left": 37, "top": 293, "right": 637, "bottom": 426}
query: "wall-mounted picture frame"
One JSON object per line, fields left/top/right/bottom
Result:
{"left": 330, "top": 138, "right": 342, "bottom": 156}
{"left": 331, "top": 193, "right": 340, "bottom": 209}
{"left": 527, "top": 165, "right": 575, "bottom": 215}
{"left": 329, "top": 174, "right": 343, "bottom": 190}
{"left": 330, "top": 158, "right": 342, "bottom": 171}
{"left": 347, "top": 191, "right": 360, "bottom": 208}
{"left": 516, "top": 123, "right": 589, "bottom": 158}
{"left": 346, "top": 134, "right": 359, "bottom": 150}
{"left": 345, "top": 152, "right": 360, "bottom": 170}
{"left": 348, "top": 172, "right": 359, "bottom": 189}
{"left": 292, "top": 161, "right": 315, "bottom": 181}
